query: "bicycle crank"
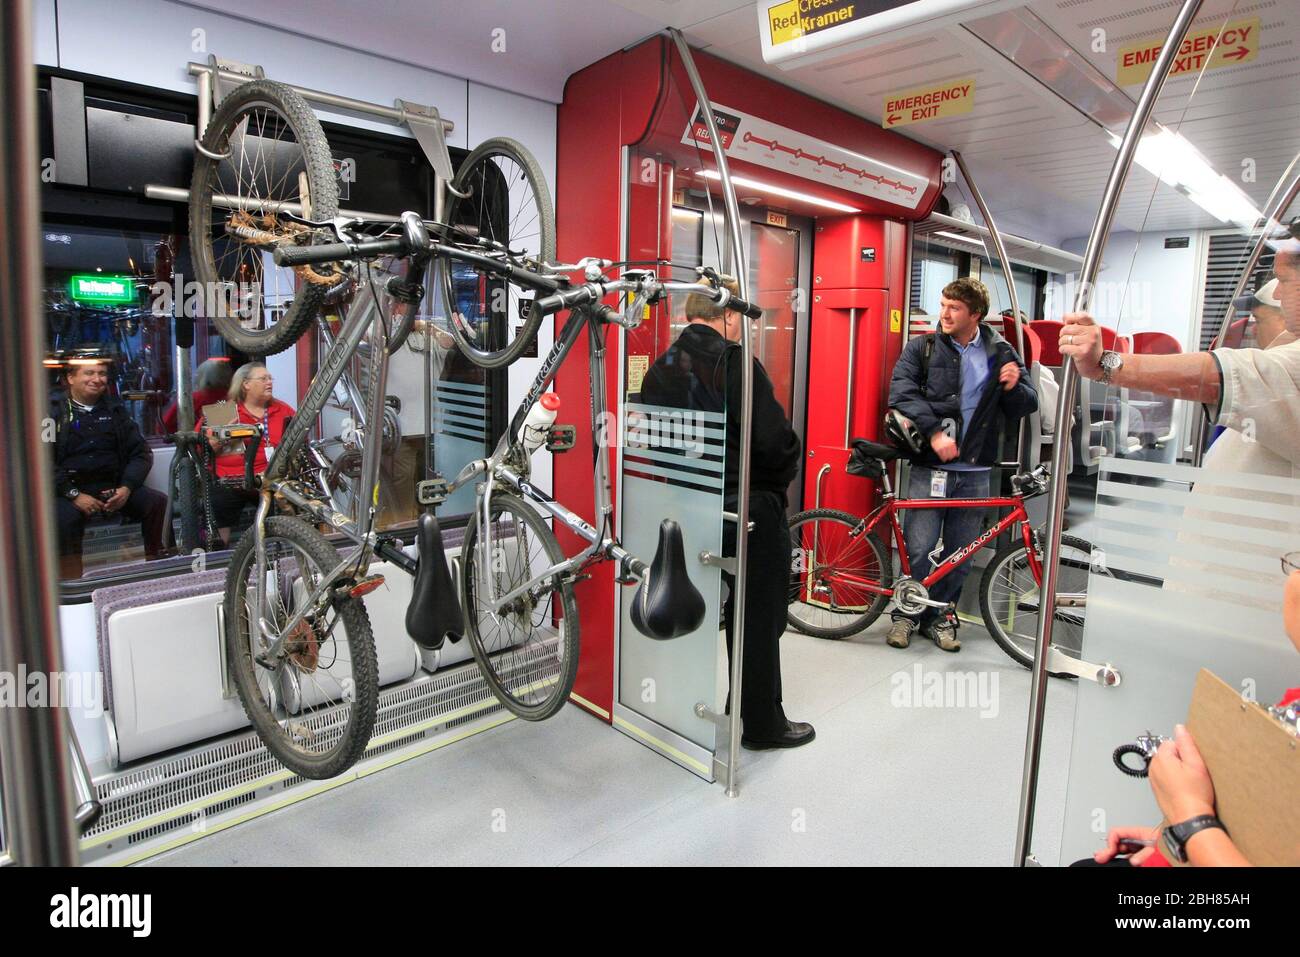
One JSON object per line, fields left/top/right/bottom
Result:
{"left": 891, "top": 577, "right": 951, "bottom": 616}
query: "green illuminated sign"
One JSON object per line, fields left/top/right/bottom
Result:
{"left": 69, "top": 275, "right": 135, "bottom": 304}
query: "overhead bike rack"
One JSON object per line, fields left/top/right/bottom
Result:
{"left": 146, "top": 54, "right": 462, "bottom": 484}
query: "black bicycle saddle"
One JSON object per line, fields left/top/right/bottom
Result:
{"left": 631, "top": 519, "right": 706, "bottom": 641}
{"left": 405, "top": 511, "right": 464, "bottom": 651}
{"left": 850, "top": 437, "right": 901, "bottom": 461}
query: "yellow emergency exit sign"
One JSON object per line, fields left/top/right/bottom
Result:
{"left": 882, "top": 79, "right": 976, "bottom": 129}
{"left": 1116, "top": 17, "right": 1258, "bottom": 86}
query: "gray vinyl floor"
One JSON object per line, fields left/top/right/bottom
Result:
{"left": 146, "top": 614, "right": 1080, "bottom": 867}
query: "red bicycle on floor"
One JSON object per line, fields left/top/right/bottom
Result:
{"left": 787, "top": 439, "right": 1101, "bottom": 672}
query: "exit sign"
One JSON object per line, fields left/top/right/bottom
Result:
{"left": 69, "top": 275, "right": 135, "bottom": 304}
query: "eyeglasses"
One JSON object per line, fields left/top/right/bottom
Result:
{"left": 247, "top": 375, "right": 274, "bottom": 383}
{"left": 1281, "top": 551, "right": 1300, "bottom": 575}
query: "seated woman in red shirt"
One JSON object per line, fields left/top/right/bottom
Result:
{"left": 195, "top": 361, "right": 294, "bottom": 546}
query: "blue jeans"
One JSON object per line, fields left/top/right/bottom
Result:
{"left": 894, "top": 466, "right": 991, "bottom": 626}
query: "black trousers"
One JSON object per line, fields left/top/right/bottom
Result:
{"left": 56, "top": 481, "right": 167, "bottom": 578}
{"left": 721, "top": 489, "right": 790, "bottom": 738}
{"left": 210, "top": 482, "right": 257, "bottom": 530}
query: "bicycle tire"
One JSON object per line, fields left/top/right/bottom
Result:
{"left": 189, "top": 79, "right": 339, "bottom": 356}
{"left": 175, "top": 455, "right": 201, "bottom": 553}
{"left": 787, "top": 508, "right": 893, "bottom": 639}
{"left": 460, "top": 492, "right": 578, "bottom": 720}
{"left": 440, "top": 137, "right": 555, "bottom": 369}
{"left": 979, "top": 532, "right": 1103, "bottom": 676}
{"left": 224, "top": 515, "right": 378, "bottom": 778}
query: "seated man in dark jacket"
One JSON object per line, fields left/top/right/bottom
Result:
{"left": 52, "top": 360, "right": 166, "bottom": 578}
{"left": 640, "top": 281, "right": 813, "bottom": 749}
{"left": 886, "top": 278, "right": 1037, "bottom": 652}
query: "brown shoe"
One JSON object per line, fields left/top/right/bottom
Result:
{"left": 886, "top": 618, "right": 915, "bottom": 649}
{"left": 925, "top": 617, "right": 961, "bottom": 652}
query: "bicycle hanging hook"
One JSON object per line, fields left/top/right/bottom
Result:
{"left": 195, "top": 139, "right": 232, "bottom": 161}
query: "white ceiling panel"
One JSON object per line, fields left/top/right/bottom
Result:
{"left": 168, "top": 0, "right": 1300, "bottom": 244}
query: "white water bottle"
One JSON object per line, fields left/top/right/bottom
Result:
{"left": 518, "top": 392, "right": 561, "bottom": 455}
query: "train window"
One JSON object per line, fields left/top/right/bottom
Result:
{"left": 975, "top": 257, "right": 1042, "bottom": 321}
{"left": 44, "top": 72, "right": 494, "bottom": 589}
{"left": 909, "top": 238, "right": 960, "bottom": 328}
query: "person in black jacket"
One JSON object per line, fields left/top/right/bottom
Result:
{"left": 886, "top": 278, "right": 1037, "bottom": 652}
{"left": 52, "top": 360, "right": 166, "bottom": 578}
{"left": 640, "top": 280, "right": 813, "bottom": 750}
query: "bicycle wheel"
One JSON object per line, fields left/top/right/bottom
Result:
{"left": 787, "top": 509, "right": 892, "bottom": 639}
{"left": 174, "top": 454, "right": 202, "bottom": 553}
{"left": 224, "top": 515, "right": 378, "bottom": 778}
{"left": 460, "top": 492, "right": 578, "bottom": 720}
{"left": 189, "top": 79, "right": 340, "bottom": 356}
{"left": 440, "top": 138, "right": 555, "bottom": 369}
{"left": 979, "top": 532, "right": 1105, "bottom": 675}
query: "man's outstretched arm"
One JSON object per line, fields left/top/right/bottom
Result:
{"left": 1058, "top": 312, "right": 1220, "bottom": 404}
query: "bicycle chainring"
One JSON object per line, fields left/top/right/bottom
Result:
{"left": 893, "top": 577, "right": 931, "bottom": 616}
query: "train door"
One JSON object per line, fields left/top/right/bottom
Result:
{"left": 672, "top": 196, "right": 813, "bottom": 510}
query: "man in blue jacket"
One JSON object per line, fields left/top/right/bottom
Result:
{"left": 886, "top": 278, "right": 1037, "bottom": 652}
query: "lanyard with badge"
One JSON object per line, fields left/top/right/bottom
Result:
{"left": 259, "top": 407, "right": 275, "bottom": 459}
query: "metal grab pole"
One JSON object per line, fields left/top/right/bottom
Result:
{"left": 1013, "top": 0, "right": 1205, "bottom": 867}
{"left": 1191, "top": 162, "right": 1300, "bottom": 464}
{"left": 0, "top": 0, "right": 80, "bottom": 865}
{"left": 669, "top": 29, "right": 753, "bottom": 798}
{"left": 951, "top": 150, "right": 1027, "bottom": 469}
{"left": 176, "top": 70, "right": 213, "bottom": 437}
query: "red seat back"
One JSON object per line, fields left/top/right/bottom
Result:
{"left": 1132, "top": 331, "right": 1182, "bottom": 355}
{"left": 1001, "top": 317, "right": 1039, "bottom": 366}
{"left": 1030, "top": 320, "right": 1064, "bottom": 365}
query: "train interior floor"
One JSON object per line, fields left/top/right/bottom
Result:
{"left": 144, "top": 614, "right": 1080, "bottom": 867}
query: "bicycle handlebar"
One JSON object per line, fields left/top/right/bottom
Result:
{"left": 271, "top": 230, "right": 562, "bottom": 296}
{"left": 534, "top": 277, "right": 763, "bottom": 321}
{"left": 274, "top": 237, "right": 408, "bottom": 267}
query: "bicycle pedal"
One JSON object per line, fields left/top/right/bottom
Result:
{"left": 545, "top": 425, "right": 576, "bottom": 453}
{"left": 417, "top": 476, "right": 450, "bottom": 506}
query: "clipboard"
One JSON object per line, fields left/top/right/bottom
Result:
{"left": 199, "top": 401, "right": 244, "bottom": 456}
{"left": 1182, "top": 668, "right": 1300, "bottom": 866}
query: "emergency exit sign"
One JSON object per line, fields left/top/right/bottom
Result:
{"left": 69, "top": 275, "right": 135, "bottom": 304}
{"left": 882, "top": 78, "right": 976, "bottom": 128}
{"left": 1116, "top": 17, "right": 1258, "bottom": 86}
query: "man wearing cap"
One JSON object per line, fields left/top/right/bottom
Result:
{"left": 640, "top": 279, "right": 812, "bottom": 750}
{"left": 1061, "top": 236, "right": 1300, "bottom": 609}
{"left": 1225, "top": 276, "right": 1288, "bottom": 350}
{"left": 1060, "top": 244, "right": 1300, "bottom": 481}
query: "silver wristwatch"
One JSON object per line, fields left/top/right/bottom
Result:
{"left": 1099, "top": 350, "right": 1124, "bottom": 385}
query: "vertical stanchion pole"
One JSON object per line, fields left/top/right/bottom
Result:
{"left": 1013, "top": 0, "right": 1205, "bottom": 866}
{"left": 0, "top": 0, "right": 80, "bottom": 865}
{"left": 178, "top": 68, "right": 214, "bottom": 435}
{"left": 669, "top": 29, "right": 751, "bottom": 798}
{"left": 951, "top": 150, "right": 1027, "bottom": 468}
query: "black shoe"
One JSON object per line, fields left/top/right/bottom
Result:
{"left": 741, "top": 720, "right": 816, "bottom": 750}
